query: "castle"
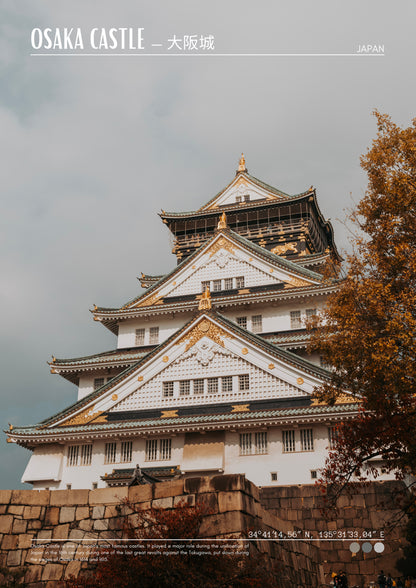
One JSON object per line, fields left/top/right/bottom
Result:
{"left": 7, "top": 155, "right": 363, "bottom": 490}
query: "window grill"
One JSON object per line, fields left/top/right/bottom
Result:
{"left": 135, "top": 328, "right": 145, "bottom": 345}
{"left": 68, "top": 445, "right": 79, "bottom": 467}
{"left": 193, "top": 379, "right": 204, "bottom": 394}
{"left": 252, "top": 315, "right": 263, "bottom": 333}
{"left": 121, "top": 441, "right": 132, "bottom": 463}
{"left": 283, "top": 430, "right": 296, "bottom": 453}
{"left": 80, "top": 444, "right": 92, "bottom": 466}
{"left": 239, "top": 374, "right": 250, "bottom": 391}
{"left": 222, "top": 376, "right": 233, "bottom": 392}
{"left": 179, "top": 380, "right": 191, "bottom": 396}
{"left": 163, "top": 381, "right": 174, "bottom": 397}
{"left": 290, "top": 311, "right": 302, "bottom": 329}
{"left": 105, "top": 442, "right": 117, "bottom": 464}
{"left": 207, "top": 378, "right": 218, "bottom": 394}
{"left": 300, "top": 428, "right": 314, "bottom": 452}
{"left": 149, "top": 327, "right": 159, "bottom": 344}
{"left": 237, "top": 316, "right": 247, "bottom": 329}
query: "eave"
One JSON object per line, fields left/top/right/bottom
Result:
{"left": 93, "top": 282, "right": 339, "bottom": 331}
{"left": 7, "top": 402, "right": 360, "bottom": 448}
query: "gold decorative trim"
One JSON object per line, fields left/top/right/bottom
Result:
{"left": 176, "top": 318, "right": 231, "bottom": 351}
{"left": 238, "top": 289, "right": 250, "bottom": 294}
{"left": 241, "top": 348, "right": 248, "bottom": 355}
{"left": 207, "top": 236, "right": 235, "bottom": 258}
{"left": 268, "top": 363, "right": 275, "bottom": 370}
{"left": 161, "top": 410, "right": 178, "bottom": 418}
{"left": 271, "top": 242, "right": 298, "bottom": 256}
{"left": 134, "top": 293, "right": 163, "bottom": 308}
{"left": 199, "top": 287, "right": 212, "bottom": 310}
{"left": 163, "top": 356, "right": 169, "bottom": 363}
{"left": 231, "top": 404, "right": 250, "bottom": 413}
{"left": 59, "top": 409, "right": 104, "bottom": 427}
{"left": 284, "top": 277, "right": 310, "bottom": 288}
{"left": 137, "top": 376, "right": 144, "bottom": 382}
{"left": 311, "top": 393, "right": 361, "bottom": 406}
{"left": 297, "top": 377, "right": 304, "bottom": 385}
{"left": 111, "top": 394, "right": 118, "bottom": 401}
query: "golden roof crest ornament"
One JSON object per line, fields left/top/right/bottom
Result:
{"left": 237, "top": 153, "right": 247, "bottom": 173}
{"left": 217, "top": 212, "right": 227, "bottom": 230}
{"left": 199, "top": 287, "right": 212, "bottom": 310}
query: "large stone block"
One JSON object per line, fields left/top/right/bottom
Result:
{"left": 0, "top": 490, "right": 12, "bottom": 505}
{"left": 7, "top": 505, "right": 24, "bottom": 515}
{"left": 174, "top": 494, "right": 195, "bottom": 507}
{"left": 12, "top": 518, "right": 27, "bottom": 533}
{"left": 50, "top": 489, "right": 89, "bottom": 506}
{"left": 11, "top": 489, "right": 50, "bottom": 505}
{"left": 6, "top": 548, "right": 21, "bottom": 566}
{"left": 45, "top": 506, "right": 60, "bottom": 526}
{"left": 42, "top": 563, "right": 64, "bottom": 581}
{"left": 2, "top": 534, "right": 19, "bottom": 550}
{"left": 52, "top": 523, "right": 70, "bottom": 540}
{"left": 23, "top": 505, "right": 42, "bottom": 519}
{"left": 89, "top": 487, "right": 128, "bottom": 505}
{"left": 92, "top": 505, "right": 105, "bottom": 519}
{"left": 25, "top": 564, "right": 43, "bottom": 584}
{"left": 65, "top": 560, "right": 82, "bottom": 579}
{"left": 0, "top": 514, "right": 13, "bottom": 533}
{"left": 18, "top": 533, "right": 34, "bottom": 549}
{"left": 153, "top": 479, "right": 184, "bottom": 499}
{"left": 76, "top": 506, "right": 91, "bottom": 520}
{"left": 128, "top": 484, "right": 153, "bottom": 503}
{"left": 94, "top": 519, "right": 109, "bottom": 531}
{"left": 199, "top": 510, "right": 246, "bottom": 537}
{"left": 195, "top": 492, "right": 219, "bottom": 514}
{"left": 60, "top": 506, "right": 76, "bottom": 523}
{"left": 152, "top": 496, "right": 173, "bottom": 509}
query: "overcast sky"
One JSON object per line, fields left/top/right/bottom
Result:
{"left": 1, "top": 0, "right": 415, "bottom": 489}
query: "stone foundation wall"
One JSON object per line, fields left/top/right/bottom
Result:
{"left": 261, "top": 481, "right": 408, "bottom": 587}
{"left": 0, "top": 475, "right": 323, "bottom": 588}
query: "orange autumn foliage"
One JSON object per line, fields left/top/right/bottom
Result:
{"left": 309, "top": 112, "right": 416, "bottom": 499}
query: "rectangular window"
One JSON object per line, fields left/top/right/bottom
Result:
{"left": 207, "top": 377, "right": 218, "bottom": 394}
{"left": 179, "top": 380, "right": 191, "bottom": 396}
{"left": 300, "top": 428, "right": 314, "bottom": 452}
{"left": 306, "top": 308, "right": 317, "bottom": 320}
{"left": 290, "top": 310, "right": 302, "bottom": 329}
{"left": 104, "top": 442, "right": 117, "bottom": 464}
{"left": 135, "top": 328, "right": 145, "bottom": 346}
{"left": 160, "top": 438, "right": 172, "bottom": 460}
{"left": 239, "top": 374, "right": 250, "bottom": 391}
{"left": 149, "top": 327, "right": 159, "bottom": 345}
{"left": 121, "top": 441, "right": 132, "bottom": 463}
{"left": 311, "top": 470, "right": 318, "bottom": 480}
{"left": 80, "top": 444, "right": 92, "bottom": 466}
{"left": 328, "top": 426, "right": 339, "bottom": 450}
{"left": 163, "top": 381, "right": 174, "bottom": 397}
{"left": 236, "top": 195, "right": 242, "bottom": 203}
{"left": 201, "top": 280, "right": 210, "bottom": 293}
{"left": 193, "top": 379, "right": 204, "bottom": 394}
{"left": 146, "top": 439, "right": 171, "bottom": 461}
{"left": 252, "top": 315, "right": 263, "bottom": 333}
{"left": 93, "top": 377, "right": 105, "bottom": 390}
{"left": 239, "top": 433, "right": 252, "bottom": 456}
{"left": 283, "top": 430, "right": 296, "bottom": 453}
{"left": 243, "top": 194, "right": 250, "bottom": 202}
{"left": 224, "top": 278, "right": 233, "bottom": 290}
{"left": 145, "top": 439, "right": 158, "bottom": 461}
{"left": 237, "top": 316, "right": 247, "bottom": 329}
{"left": 68, "top": 445, "right": 79, "bottom": 467}
{"left": 271, "top": 472, "right": 278, "bottom": 482}
{"left": 222, "top": 376, "right": 233, "bottom": 392}
{"left": 255, "top": 432, "right": 268, "bottom": 454}
{"left": 212, "top": 279, "right": 222, "bottom": 292}
{"left": 235, "top": 276, "right": 245, "bottom": 289}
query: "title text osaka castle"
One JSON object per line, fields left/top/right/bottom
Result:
{"left": 7, "top": 155, "right": 360, "bottom": 490}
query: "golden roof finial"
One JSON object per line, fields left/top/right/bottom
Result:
{"left": 217, "top": 212, "right": 227, "bottom": 230}
{"left": 198, "top": 286, "right": 212, "bottom": 311}
{"left": 238, "top": 153, "right": 247, "bottom": 173}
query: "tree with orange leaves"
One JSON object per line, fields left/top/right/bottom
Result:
{"left": 309, "top": 111, "right": 416, "bottom": 502}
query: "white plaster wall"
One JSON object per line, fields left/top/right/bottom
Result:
{"left": 222, "top": 299, "right": 326, "bottom": 334}
{"left": 117, "top": 314, "right": 192, "bottom": 349}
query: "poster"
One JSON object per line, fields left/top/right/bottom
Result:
{"left": 1, "top": 1, "right": 415, "bottom": 584}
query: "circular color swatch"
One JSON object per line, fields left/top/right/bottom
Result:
{"left": 362, "top": 542, "right": 372, "bottom": 553}
{"left": 349, "top": 542, "right": 360, "bottom": 553}
{"left": 374, "top": 542, "right": 385, "bottom": 553}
